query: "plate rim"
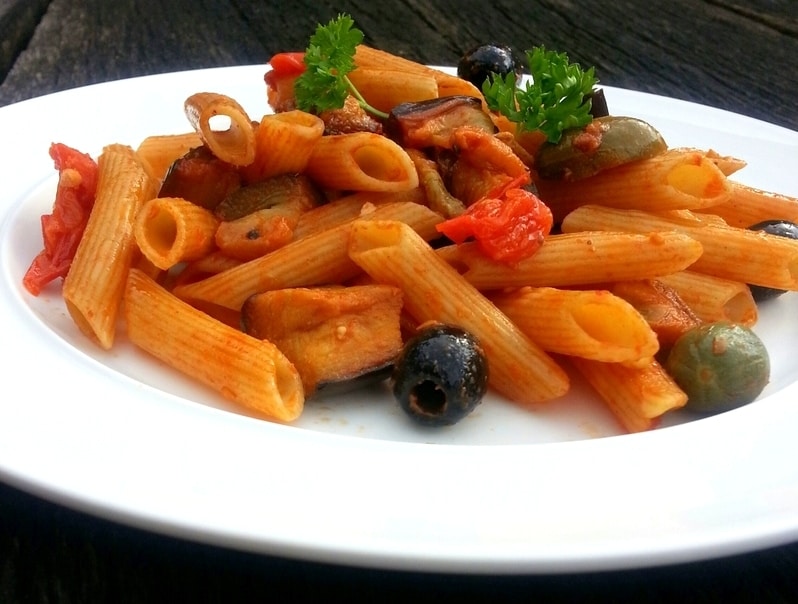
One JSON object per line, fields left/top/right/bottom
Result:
{"left": 1, "top": 64, "right": 798, "bottom": 575}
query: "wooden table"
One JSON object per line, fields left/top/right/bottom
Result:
{"left": 1, "top": 1, "right": 797, "bottom": 601}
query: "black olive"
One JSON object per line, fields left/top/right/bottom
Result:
{"left": 457, "top": 43, "right": 522, "bottom": 89}
{"left": 588, "top": 87, "right": 609, "bottom": 118}
{"left": 748, "top": 220, "right": 798, "bottom": 301}
{"left": 391, "top": 324, "right": 489, "bottom": 427}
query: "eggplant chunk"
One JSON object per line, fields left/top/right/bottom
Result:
{"left": 241, "top": 285, "right": 404, "bottom": 396}
{"left": 159, "top": 145, "right": 242, "bottom": 210}
{"left": 535, "top": 116, "right": 667, "bottom": 181}
{"left": 385, "top": 95, "right": 495, "bottom": 149}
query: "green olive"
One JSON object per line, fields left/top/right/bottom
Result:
{"left": 665, "top": 321, "right": 770, "bottom": 415}
{"left": 535, "top": 115, "right": 668, "bottom": 181}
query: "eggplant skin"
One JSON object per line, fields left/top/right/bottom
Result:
{"left": 391, "top": 324, "right": 489, "bottom": 427}
{"left": 384, "top": 96, "right": 495, "bottom": 149}
{"left": 535, "top": 116, "right": 667, "bottom": 181}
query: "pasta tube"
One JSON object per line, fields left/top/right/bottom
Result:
{"left": 305, "top": 132, "right": 419, "bottom": 193}
{"left": 348, "top": 219, "right": 570, "bottom": 404}
{"left": 569, "top": 356, "right": 687, "bottom": 433}
{"left": 490, "top": 287, "right": 659, "bottom": 364}
{"left": 354, "top": 44, "right": 484, "bottom": 100}
{"left": 136, "top": 132, "right": 203, "bottom": 183}
{"left": 242, "top": 110, "right": 325, "bottom": 182}
{"left": 657, "top": 271, "right": 758, "bottom": 326}
{"left": 292, "top": 188, "right": 427, "bottom": 240}
{"left": 184, "top": 92, "right": 256, "bottom": 166}
{"left": 63, "top": 144, "right": 157, "bottom": 349}
{"left": 697, "top": 181, "right": 798, "bottom": 228}
{"left": 348, "top": 68, "right": 439, "bottom": 113}
{"left": 536, "top": 149, "right": 732, "bottom": 218}
{"left": 134, "top": 196, "right": 219, "bottom": 270}
{"left": 436, "top": 231, "right": 703, "bottom": 290}
{"left": 562, "top": 205, "right": 798, "bottom": 290}
{"left": 124, "top": 269, "right": 304, "bottom": 422}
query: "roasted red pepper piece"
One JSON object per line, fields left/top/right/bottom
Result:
{"left": 436, "top": 175, "right": 553, "bottom": 265}
{"left": 23, "top": 143, "right": 98, "bottom": 295}
{"left": 265, "top": 52, "right": 306, "bottom": 112}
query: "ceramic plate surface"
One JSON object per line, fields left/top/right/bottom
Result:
{"left": 1, "top": 65, "right": 797, "bottom": 574}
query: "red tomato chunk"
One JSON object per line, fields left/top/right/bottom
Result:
{"left": 436, "top": 178, "right": 553, "bottom": 265}
{"left": 23, "top": 143, "right": 98, "bottom": 296}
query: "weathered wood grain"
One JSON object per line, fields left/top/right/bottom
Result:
{"left": 0, "top": 0, "right": 49, "bottom": 81}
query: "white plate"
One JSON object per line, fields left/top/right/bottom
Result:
{"left": 1, "top": 65, "right": 798, "bottom": 574}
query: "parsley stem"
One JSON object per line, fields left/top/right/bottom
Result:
{"left": 344, "top": 75, "right": 390, "bottom": 120}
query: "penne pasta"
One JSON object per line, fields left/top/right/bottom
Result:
{"left": 562, "top": 205, "right": 798, "bottom": 290}
{"left": 242, "top": 110, "right": 325, "bottom": 182}
{"left": 172, "top": 251, "right": 242, "bottom": 288}
{"left": 291, "top": 188, "right": 427, "bottom": 240}
{"left": 348, "top": 219, "right": 570, "bottom": 404}
{"left": 657, "top": 271, "right": 758, "bottom": 326}
{"left": 354, "top": 45, "right": 483, "bottom": 100}
{"left": 696, "top": 180, "right": 798, "bottom": 228}
{"left": 609, "top": 279, "right": 702, "bottom": 347}
{"left": 173, "top": 202, "right": 443, "bottom": 310}
{"left": 348, "top": 68, "right": 439, "bottom": 113}
{"left": 536, "top": 148, "right": 732, "bottom": 220}
{"left": 436, "top": 231, "right": 703, "bottom": 290}
{"left": 666, "top": 147, "right": 747, "bottom": 176}
{"left": 490, "top": 287, "right": 659, "bottom": 364}
{"left": 134, "top": 196, "right": 219, "bottom": 270}
{"left": 184, "top": 92, "right": 256, "bottom": 166}
{"left": 124, "top": 269, "right": 304, "bottom": 422}
{"left": 135, "top": 132, "right": 203, "bottom": 184}
{"left": 63, "top": 144, "right": 157, "bottom": 349}
{"left": 569, "top": 356, "right": 687, "bottom": 433}
{"left": 305, "top": 131, "right": 419, "bottom": 192}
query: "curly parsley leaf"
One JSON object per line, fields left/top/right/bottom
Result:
{"left": 293, "top": 14, "right": 387, "bottom": 118}
{"left": 482, "top": 46, "right": 597, "bottom": 143}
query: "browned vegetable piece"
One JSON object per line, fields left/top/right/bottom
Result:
{"left": 611, "top": 279, "right": 702, "bottom": 348}
{"left": 385, "top": 95, "right": 495, "bottom": 149}
{"left": 241, "top": 285, "right": 404, "bottom": 395}
{"left": 535, "top": 116, "right": 667, "bottom": 181}
{"left": 213, "top": 174, "right": 325, "bottom": 261}
{"left": 214, "top": 174, "right": 324, "bottom": 222}
{"left": 319, "top": 95, "right": 384, "bottom": 135}
{"left": 406, "top": 148, "right": 466, "bottom": 218}
{"left": 158, "top": 145, "right": 242, "bottom": 210}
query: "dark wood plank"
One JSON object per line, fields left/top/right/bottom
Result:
{"left": 0, "top": 0, "right": 50, "bottom": 81}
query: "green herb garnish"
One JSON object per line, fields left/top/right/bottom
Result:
{"left": 294, "top": 14, "right": 388, "bottom": 119}
{"left": 482, "top": 46, "right": 597, "bottom": 143}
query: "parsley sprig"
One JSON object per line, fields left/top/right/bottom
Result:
{"left": 294, "top": 14, "right": 388, "bottom": 119}
{"left": 482, "top": 46, "right": 597, "bottom": 143}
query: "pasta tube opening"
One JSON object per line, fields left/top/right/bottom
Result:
{"left": 570, "top": 301, "right": 657, "bottom": 354}
{"left": 134, "top": 197, "right": 219, "bottom": 270}
{"left": 184, "top": 92, "right": 256, "bottom": 166}
{"left": 667, "top": 163, "right": 726, "bottom": 199}
{"left": 306, "top": 132, "right": 419, "bottom": 192}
